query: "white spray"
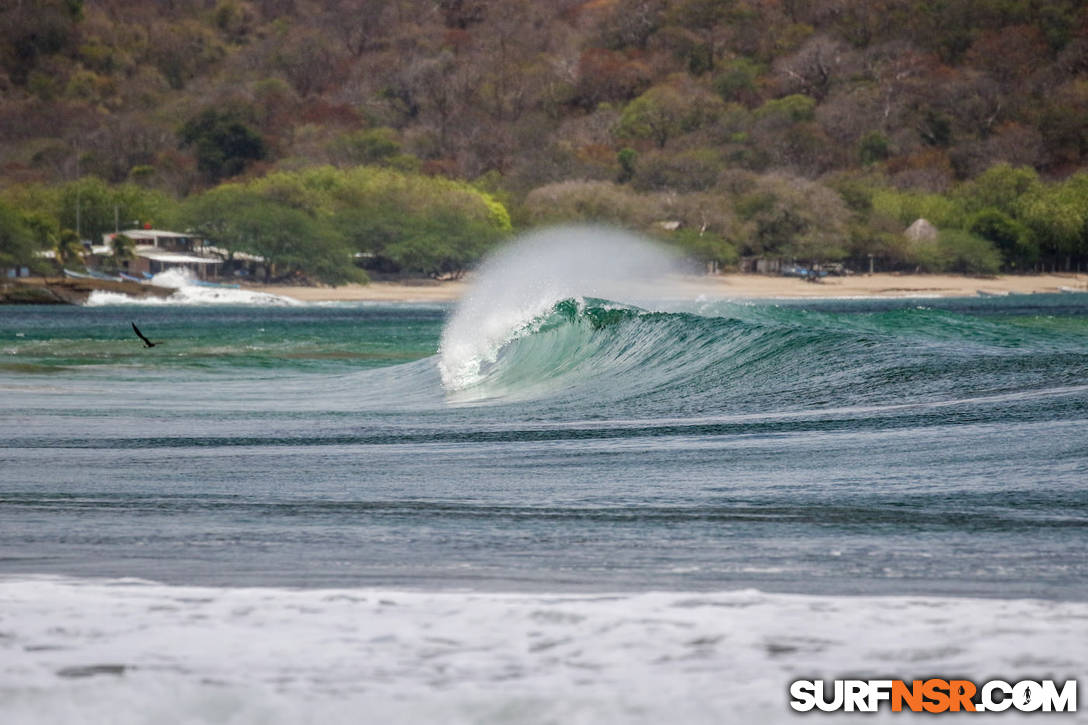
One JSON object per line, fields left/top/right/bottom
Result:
{"left": 85, "top": 269, "right": 298, "bottom": 306}
{"left": 437, "top": 225, "right": 677, "bottom": 390}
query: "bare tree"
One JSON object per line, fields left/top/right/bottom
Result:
{"left": 324, "top": 0, "right": 394, "bottom": 57}
{"left": 775, "top": 35, "right": 855, "bottom": 102}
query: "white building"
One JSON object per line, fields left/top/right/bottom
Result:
{"left": 102, "top": 229, "right": 223, "bottom": 280}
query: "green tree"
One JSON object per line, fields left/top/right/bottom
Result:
{"left": 328, "top": 128, "right": 416, "bottom": 169}
{"left": 1017, "top": 172, "right": 1088, "bottom": 268}
{"left": 379, "top": 209, "right": 499, "bottom": 278}
{"left": 58, "top": 177, "right": 112, "bottom": 241}
{"left": 713, "top": 58, "right": 763, "bottom": 104}
{"left": 0, "top": 201, "right": 38, "bottom": 270}
{"left": 328, "top": 167, "right": 510, "bottom": 277}
{"left": 617, "top": 147, "right": 638, "bottom": 183}
{"left": 59, "top": 178, "right": 179, "bottom": 243}
{"left": 55, "top": 228, "right": 84, "bottom": 268}
{"left": 670, "top": 227, "right": 738, "bottom": 271}
{"left": 110, "top": 233, "right": 135, "bottom": 264}
{"left": 858, "top": 131, "right": 890, "bottom": 166}
{"left": 184, "top": 188, "right": 363, "bottom": 285}
{"left": 735, "top": 174, "right": 849, "bottom": 260}
{"left": 934, "top": 230, "right": 1003, "bottom": 275}
{"left": 233, "top": 203, "right": 361, "bottom": 284}
{"left": 957, "top": 164, "right": 1041, "bottom": 216}
{"left": 178, "top": 109, "right": 267, "bottom": 183}
{"left": 753, "top": 94, "right": 816, "bottom": 123}
{"left": 871, "top": 188, "right": 967, "bottom": 229}
{"left": 617, "top": 82, "right": 723, "bottom": 148}
{"left": 967, "top": 208, "right": 1037, "bottom": 270}
{"left": 182, "top": 165, "right": 511, "bottom": 282}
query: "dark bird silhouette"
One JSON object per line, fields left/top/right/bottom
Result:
{"left": 131, "top": 322, "right": 156, "bottom": 348}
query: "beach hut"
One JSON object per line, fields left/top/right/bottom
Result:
{"left": 905, "top": 218, "right": 938, "bottom": 243}
{"left": 102, "top": 229, "right": 223, "bottom": 280}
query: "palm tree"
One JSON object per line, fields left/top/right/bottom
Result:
{"left": 54, "top": 229, "right": 84, "bottom": 269}
{"left": 111, "top": 233, "right": 135, "bottom": 269}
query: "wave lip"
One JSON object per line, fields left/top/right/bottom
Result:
{"left": 438, "top": 226, "right": 679, "bottom": 391}
{"left": 441, "top": 295, "right": 792, "bottom": 406}
{"left": 439, "top": 294, "right": 1088, "bottom": 410}
{"left": 447, "top": 296, "right": 656, "bottom": 400}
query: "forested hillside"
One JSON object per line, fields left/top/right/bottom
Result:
{"left": 2, "top": 0, "right": 1088, "bottom": 281}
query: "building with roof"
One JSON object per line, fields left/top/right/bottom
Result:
{"left": 102, "top": 229, "right": 223, "bottom": 280}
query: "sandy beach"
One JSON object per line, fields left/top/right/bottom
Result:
{"left": 251, "top": 272, "right": 1088, "bottom": 303}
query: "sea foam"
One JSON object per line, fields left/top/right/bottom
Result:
{"left": 1, "top": 576, "right": 1080, "bottom": 724}
{"left": 437, "top": 226, "right": 676, "bottom": 390}
{"left": 85, "top": 269, "right": 298, "bottom": 307}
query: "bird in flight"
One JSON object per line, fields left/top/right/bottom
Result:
{"left": 131, "top": 322, "right": 156, "bottom": 348}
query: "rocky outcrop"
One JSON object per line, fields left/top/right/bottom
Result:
{"left": 0, "top": 278, "right": 174, "bottom": 305}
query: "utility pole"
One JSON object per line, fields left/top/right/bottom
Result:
{"left": 74, "top": 148, "right": 81, "bottom": 240}
{"left": 114, "top": 204, "right": 119, "bottom": 234}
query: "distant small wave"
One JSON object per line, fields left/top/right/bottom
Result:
{"left": 85, "top": 269, "right": 298, "bottom": 307}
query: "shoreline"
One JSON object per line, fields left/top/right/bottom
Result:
{"left": 4, "top": 272, "right": 1085, "bottom": 305}
{"left": 1, "top": 277, "right": 175, "bottom": 305}
{"left": 250, "top": 272, "right": 1088, "bottom": 303}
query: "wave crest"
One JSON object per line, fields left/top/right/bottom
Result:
{"left": 438, "top": 226, "right": 678, "bottom": 390}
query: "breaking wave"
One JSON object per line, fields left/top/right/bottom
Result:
{"left": 85, "top": 269, "right": 298, "bottom": 307}
{"left": 438, "top": 226, "right": 678, "bottom": 390}
{"left": 437, "top": 228, "right": 1088, "bottom": 409}
{"left": 441, "top": 295, "right": 841, "bottom": 405}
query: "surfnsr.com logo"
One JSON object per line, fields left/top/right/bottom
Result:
{"left": 790, "top": 679, "right": 1077, "bottom": 713}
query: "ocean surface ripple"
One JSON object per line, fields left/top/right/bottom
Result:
{"left": 3, "top": 251, "right": 1088, "bottom": 722}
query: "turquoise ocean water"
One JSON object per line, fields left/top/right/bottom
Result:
{"left": 2, "top": 245, "right": 1087, "bottom": 722}
{"left": 2, "top": 294, "right": 1086, "bottom": 598}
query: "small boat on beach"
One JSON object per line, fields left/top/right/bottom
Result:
{"left": 193, "top": 279, "right": 241, "bottom": 289}
{"left": 64, "top": 268, "right": 124, "bottom": 282}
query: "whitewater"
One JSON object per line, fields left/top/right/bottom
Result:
{"left": 84, "top": 269, "right": 300, "bottom": 307}
{"left": 2, "top": 227, "right": 1087, "bottom": 723}
{"left": 2, "top": 578, "right": 1083, "bottom": 725}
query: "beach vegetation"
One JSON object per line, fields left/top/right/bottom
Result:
{"left": 1, "top": 0, "right": 1088, "bottom": 276}
{"left": 54, "top": 228, "right": 84, "bottom": 268}
{"left": 178, "top": 108, "right": 267, "bottom": 183}
{"left": 109, "top": 232, "right": 135, "bottom": 263}
{"left": 0, "top": 200, "right": 40, "bottom": 270}
{"left": 182, "top": 165, "right": 510, "bottom": 282}
{"left": 616, "top": 148, "right": 638, "bottom": 184}
{"left": 968, "top": 209, "right": 1039, "bottom": 270}
{"left": 616, "top": 81, "right": 724, "bottom": 149}
{"left": 670, "top": 227, "right": 739, "bottom": 271}
{"left": 929, "top": 230, "right": 1004, "bottom": 276}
